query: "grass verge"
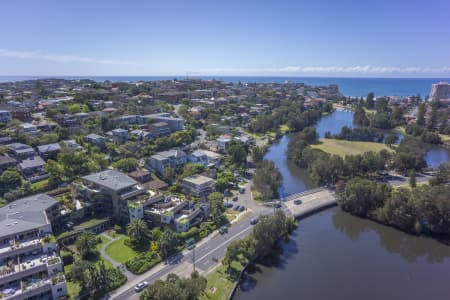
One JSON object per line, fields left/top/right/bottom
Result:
{"left": 200, "top": 261, "right": 243, "bottom": 300}
{"left": 105, "top": 236, "right": 138, "bottom": 264}
{"left": 311, "top": 138, "right": 392, "bottom": 157}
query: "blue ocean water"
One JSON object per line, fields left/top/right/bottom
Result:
{"left": 1, "top": 75, "right": 449, "bottom": 97}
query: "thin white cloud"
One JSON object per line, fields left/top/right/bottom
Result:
{"left": 201, "top": 65, "right": 450, "bottom": 76}
{"left": 0, "top": 49, "right": 135, "bottom": 65}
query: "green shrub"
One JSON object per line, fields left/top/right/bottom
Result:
{"left": 125, "top": 251, "right": 161, "bottom": 274}
{"left": 61, "top": 252, "right": 74, "bottom": 265}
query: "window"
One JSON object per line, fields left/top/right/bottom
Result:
{"left": 57, "top": 288, "right": 63, "bottom": 292}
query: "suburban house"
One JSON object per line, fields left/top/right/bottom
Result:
{"left": 0, "top": 110, "right": 11, "bottom": 123}
{"left": 7, "top": 143, "right": 35, "bottom": 160}
{"left": 181, "top": 175, "right": 216, "bottom": 198}
{"left": 18, "top": 156, "right": 48, "bottom": 182}
{"left": 0, "top": 155, "right": 17, "bottom": 172}
{"left": 216, "top": 136, "right": 232, "bottom": 152}
{"left": 0, "top": 194, "right": 68, "bottom": 300}
{"left": 148, "top": 122, "right": 171, "bottom": 137}
{"left": 111, "top": 128, "right": 129, "bottom": 144}
{"left": 148, "top": 149, "right": 187, "bottom": 176}
{"left": 60, "top": 139, "right": 83, "bottom": 151}
{"left": 188, "top": 150, "right": 209, "bottom": 167}
{"left": 37, "top": 143, "right": 61, "bottom": 160}
{"left": 19, "top": 123, "right": 40, "bottom": 135}
{"left": 84, "top": 133, "right": 106, "bottom": 149}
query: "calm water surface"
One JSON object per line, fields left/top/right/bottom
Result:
{"left": 238, "top": 111, "right": 450, "bottom": 300}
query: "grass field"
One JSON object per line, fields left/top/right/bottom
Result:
{"left": 311, "top": 138, "right": 392, "bottom": 157}
{"left": 200, "top": 262, "right": 243, "bottom": 300}
{"left": 105, "top": 236, "right": 138, "bottom": 264}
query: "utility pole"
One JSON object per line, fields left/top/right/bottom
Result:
{"left": 192, "top": 247, "right": 196, "bottom": 272}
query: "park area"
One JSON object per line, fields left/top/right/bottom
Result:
{"left": 310, "top": 138, "right": 391, "bottom": 157}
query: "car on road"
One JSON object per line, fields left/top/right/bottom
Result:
{"left": 294, "top": 199, "right": 302, "bottom": 205}
{"left": 232, "top": 196, "right": 238, "bottom": 201}
{"left": 134, "top": 281, "right": 149, "bottom": 292}
{"left": 187, "top": 244, "right": 196, "bottom": 250}
{"left": 219, "top": 226, "right": 228, "bottom": 234}
{"left": 250, "top": 218, "right": 258, "bottom": 225}
{"left": 239, "top": 205, "right": 245, "bottom": 212}
{"left": 234, "top": 205, "right": 241, "bottom": 211}
{"left": 274, "top": 203, "right": 282, "bottom": 208}
{"left": 239, "top": 188, "right": 246, "bottom": 194}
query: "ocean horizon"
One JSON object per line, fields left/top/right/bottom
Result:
{"left": 1, "top": 75, "right": 449, "bottom": 98}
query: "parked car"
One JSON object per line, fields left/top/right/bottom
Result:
{"left": 234, "top": 205, "right": 241, "bottom": 211}
{"left": 239, "top": 206, "right": 245, "bottom": 212}
{"left": 134, "top": 281, "right": 149, "bottom": 292}
{"left": 250, "top": 218, "right": 258, "bottom": 225}
{"left": 294, "top": 199, "right": 302, "bottom": 205}
{"left": 239, "top": 188, "right": 246, "bottom": 194}
{"left": 232, "top": 196, "right": 238, "bottom": 202}
{"left": 225, "top": 202, "right": 233, "bottom": 208}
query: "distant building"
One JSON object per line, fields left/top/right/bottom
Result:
{"left": 60, "top": 139, "right": 83, "bottom": 151}
{"left": 0, "top": 194, "right": 68, "bottom": 300}
{"left": 148, "top": 149, "right": 187, "bottom": 176}
{"left": 18, "top": 156, "right": 48, "bottom": 182}
{"left": 111, "top": 128, "right": 129, "bottom": 144}
{"left": 19, "top": 123, "right": 40, "bottom": 135}
{"left": 6, "top": 143, "right": 35, "bottom": 160}
{"left": 181, "top": 175, "right": 216, "bottom": 198}
{"left": 148, "top": 122, "right": 171, "bottom": 137}
{"left": 0, "top": 154, "right": 17, "bottom": 172}
{"left": 0, "top": 110, "right": 11, "bottom": 123}
{"left": 431, "top": 82, "right": 450, "bottom": 101}
{"left": 84, "top": 133, "right": 106, "bottom": 149}
{"left": 37, "top": 143, "right": 61, "bottom": 160}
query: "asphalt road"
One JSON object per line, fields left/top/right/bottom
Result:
{"left": 110, "top": 216, "right": 258, "bottom": 300}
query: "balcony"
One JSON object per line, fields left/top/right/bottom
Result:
{"left": 119, "top": 186, "right": 146, "bottom": 200}
{"left": 0, "top": 238, "right": 42, "bottom": 259}
{"left": 0, "top": 254, "right": 53, "bottom": 285}
{"left": 3, "top": 278, "right": 52, "bottom": 300}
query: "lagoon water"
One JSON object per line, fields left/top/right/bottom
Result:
{"left": 235, "top": 110, "right": 450, "bottom": 300}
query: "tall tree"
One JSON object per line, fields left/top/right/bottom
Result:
{"left": 253, "top": 160, "right": 283, "bottom": 200}
{"left": 208, "top": 192, "right": 225, "bottom": 225}
{"left": 127, "top": 219, "right": 151, "bottom": 245}
{"left": 75, "top": 232, "right": 97, "bottom": 259}
{"left": 366, "top": 92, "right": 375, "bottom": 109}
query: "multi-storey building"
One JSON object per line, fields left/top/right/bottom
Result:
{"left": 76, "top": 170, "right": 149, "bottom": 224}
{"left": 0, "top": 194, "right": 67, "bottom": 300}
{"left": 147, "top": 149, "right": 187, "bottom": 176}
{"left": 431, "top": 81, "right": 450, "bottom": 101}
{"left": 181, "top": 175, "right": 216, "bottom": 198}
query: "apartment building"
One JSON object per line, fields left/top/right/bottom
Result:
{"left": 0, "top": 194, "right": 67, "bottom": 300}
{"left": 431, "top": 81, "right": 450, "bottom": 101}
{"left": 147, "top": 149, "right": 187, "bottom": 176}
{"left": 77, "top": 170, "right": 148, "bottom": 224}
{"left": 181, "top": 175, "right": 216, "bottom": 198}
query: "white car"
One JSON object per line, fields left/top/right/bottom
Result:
{"left": 134, "top": 281, "right": 149, "bottom": 292}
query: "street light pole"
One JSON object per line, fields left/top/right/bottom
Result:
{"left": 193, "top": 247, "right": 196, "bottom": 272}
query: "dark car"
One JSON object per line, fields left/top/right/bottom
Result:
{"left": 232, "top": 196, "right": 238, "bottom": 202}
{"left": 250, "top": 218, "right": 258, "bottom": 225}
{"left": 234, "top": 205, "right": 240, "bottom": 211}
{"left": 294, "top": 199, "right": 302, "bottom": 205}
{"left": 239, "top": 188, "right": 246, "bottom": 194}
{"left": 239, "top": 206, "right": 245, "bottom": 212}
{"left": 219, "top": 226, "right": 228, "bottom": 234}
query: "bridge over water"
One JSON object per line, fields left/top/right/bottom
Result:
{"left": 280, "top": 188, "right": 337, "bottom": 219}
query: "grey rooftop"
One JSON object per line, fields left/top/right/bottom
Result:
{"left": 81, "top": 170, "right": 138, "bottom": 191}
{"left": 0, "top": 194, "right": 58, "bottom": 237}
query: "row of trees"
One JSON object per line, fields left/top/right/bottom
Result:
{"left": 253, "top": 160, "right": 283, "bottom": 200}
{"left": 140, "top": 272, "right": 207, "bottom": 300}
{"left": 337, "top": 179, "right": 450, "bottom": 236}
{"left": 325, "top": 126, "right": 384, "bottom": 143}
{"left": 223, "top": 211, "right": 297, "bottom": 271}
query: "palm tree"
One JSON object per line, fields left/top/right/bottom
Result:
{"left": 75, "top": 232, "right": 97, "bottom": 258}
{"left": 127, "top": 219, "right": 150, "bottom": 245}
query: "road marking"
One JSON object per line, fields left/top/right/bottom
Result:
{"left": 195, "top": 226, "right": 253, "bottom": 263}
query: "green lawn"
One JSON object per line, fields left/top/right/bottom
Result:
{"left": 200, "top": 262, "right": 243, "bottom": 300}
{"left": 105, "top": 236, "right": 138, "bottom": 264}
{"left": 73, "top": 217, "right": 110, "bottom": 230}
{"left": 31, "top": 178, "right": 49, "bottom": 191}
{"left": 311, "top": 138, "right": 392, "bottom": 157}
{"left": 96, "top": 234, "right": 110, "bottom": 252}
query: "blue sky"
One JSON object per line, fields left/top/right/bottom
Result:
{"left": 1, "top": 0, "right": 450, "bottom": 77}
